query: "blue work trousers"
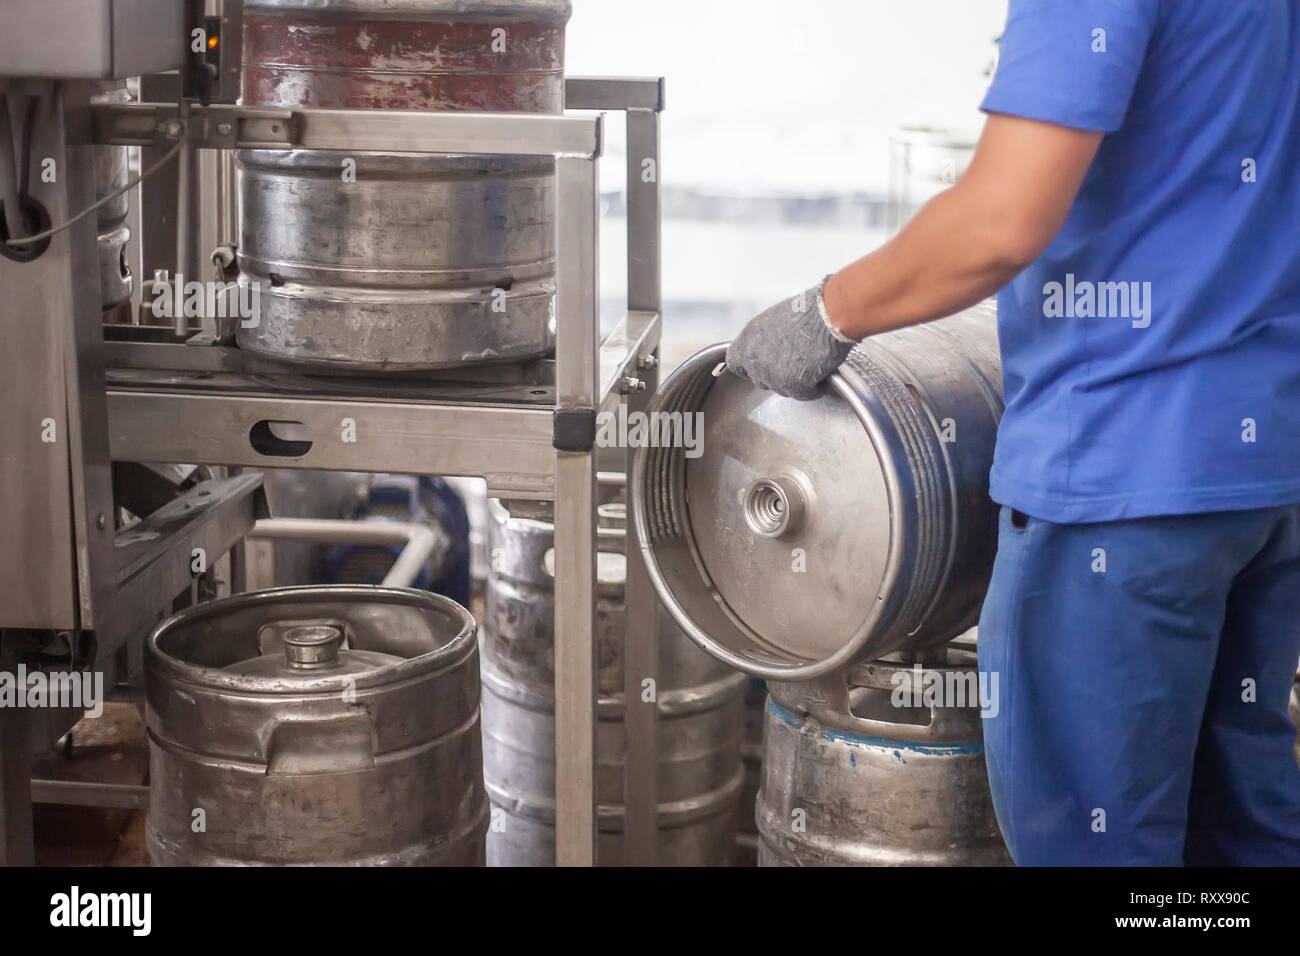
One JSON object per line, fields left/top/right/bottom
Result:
{"left": 978, "top": 504, "right": 1300, "bottom": 865}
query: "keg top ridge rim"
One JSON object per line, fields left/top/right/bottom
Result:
{"left": 631, "top": 343, "right": 909, "bottom": 682}
{"left": 146, "top": 584, "right": 477, "bottom": 693}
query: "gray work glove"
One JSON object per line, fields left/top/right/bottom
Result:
{"left": 726, "top": 278, "right": 856, "bottom": 400}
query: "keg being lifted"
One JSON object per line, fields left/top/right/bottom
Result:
{"left": 236, "top": 0, "right": 571, "bottom": 371}
{"left": 632, "top": 302, "right": 1002, "bottom": 680}
{"left": 145, "top": 586, "right": 489, "bottom": 866}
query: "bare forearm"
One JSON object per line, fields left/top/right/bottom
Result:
{"left": 725, "top": 116, "right": 1102, "bottom": 397}
{"left": 823, "top": 182, "right": 1030, "bottom": 340}
{"left": 822, "top": 116, "right": 1103, "bottom": 341}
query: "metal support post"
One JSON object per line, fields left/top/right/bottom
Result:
{"left": 85, "top": 81, "right": 666, "bottom": 869}
{"left": 621, "top": 96, "right": 664, "bottom": 866}
{"left": 553, "top": 152, "right": 601, "bottom": 866}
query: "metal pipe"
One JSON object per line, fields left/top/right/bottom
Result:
{"left": 0, "top": 95, "right": 26, "bottom": 240}
{"left": 92, "top": 102, "right": 604, "bottom": 160}
{"left": 217, "top": 147, "right": 236, "bottom": 246}
{"left": 174, "top": 98, "right": 192, "bottom": 336}
{"left": 621, "top": 103, "right": 664, "bottom": 866}
{"left": 31, "top": 779, "right": 150, "bottom": 811}
{"left": 246, "top": 517, "right": 441, "bottom": 589}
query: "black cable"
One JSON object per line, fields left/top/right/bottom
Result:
{"left": 0, "top": 97, "right": 47, "bottom": 262}
{"left": 18, "top": 95, "right": 36, "bottom": 200}
{"left": 4, "top": 138, "right": 184, "bottom": 249}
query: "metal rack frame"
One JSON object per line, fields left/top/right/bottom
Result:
{"left": 90, "top": 76, "right": 667, "bottom": 866}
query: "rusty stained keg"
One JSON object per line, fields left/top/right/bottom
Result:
{"left": 236, "top": 0, "right": 570, "bottom": 370}
{"left": 482, "top": 499, "right": 747, "bottom": 865}
{"left": 145, "top": 586, "right": 488, "bottom": 865}
{"left": 92, "top": 81, "right": 133, "bottom": 309}
{"left": 758, "top": 648, "right": 1009, "bottom": 866}
{"left": 633, "top": 302, "right": 1003, "bottom": 681}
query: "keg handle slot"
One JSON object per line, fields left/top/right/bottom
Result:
{"left": 841, "top": 657, "right": 988, "bottom": 741}
{"left": 266, "top": 714, "right": 376, "bottom": 775}
{"left": 846, "top": 686, "right": 934, "bottom": 729}
{"left": 249, "top": 419, "right": 313, "bottom": 458}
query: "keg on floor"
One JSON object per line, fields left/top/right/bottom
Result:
{"left": 633, "top": 301, "right": 1002, "bottom": 680}
{"left": 145, "top": 586, "right": 489, "bottom": 865}
{"left": 757, "top": 648, "right": 1009, "bottom": 866}
{"left": 482, "top": 498, "right": 746, "bottom": 865}
{"left": 236, "top": 0, "right": 571, "bottom": 370}
{"left": 92, "top": 81, "right": 132, "bottom": 309}
{"left": 734, "top": 678, "right": 765, "bottom": 866}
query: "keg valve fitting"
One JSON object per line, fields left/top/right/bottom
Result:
{"left": 282, "top": 624, "right": 344, "bottom": 668}
{"left": 742, "top": 475, "right": 809, "bottom": 539}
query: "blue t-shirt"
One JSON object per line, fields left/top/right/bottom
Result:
{"left": 981, "top": 0, "right": 1300, "bottom": 522}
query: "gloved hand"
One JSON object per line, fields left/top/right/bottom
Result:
{"left": 725, "top": 278, "right": 857, "bottom": 400}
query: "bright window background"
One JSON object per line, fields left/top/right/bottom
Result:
{"left": 567, "top": 0, "right": 1009, "bottom": 366}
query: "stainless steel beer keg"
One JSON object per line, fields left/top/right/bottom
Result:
{"left": 632, "top": 302, "right": 1003, "bottom": 680}
{"left": 757, "top": 648, "right": 1009, "bottom": 867}
{"left": 481, "top": 499, "right": 746, "bottom": 865}
{"left": 236, "top": 0, "right": 570, "bottom": 370}
{"left": 145, "top": 585, "right": 488, "bottom": 865}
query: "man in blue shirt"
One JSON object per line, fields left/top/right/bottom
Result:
{"left": 727, "top": 0, "right": 1300, "bottom": 864}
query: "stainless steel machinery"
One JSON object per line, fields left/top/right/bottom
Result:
{"left": 0, "top": 0, "right": 667, "bottom": 868}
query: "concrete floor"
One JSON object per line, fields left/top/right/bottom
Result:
{"left": 32, "top": 702, "right": 150, "bottom": 866}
